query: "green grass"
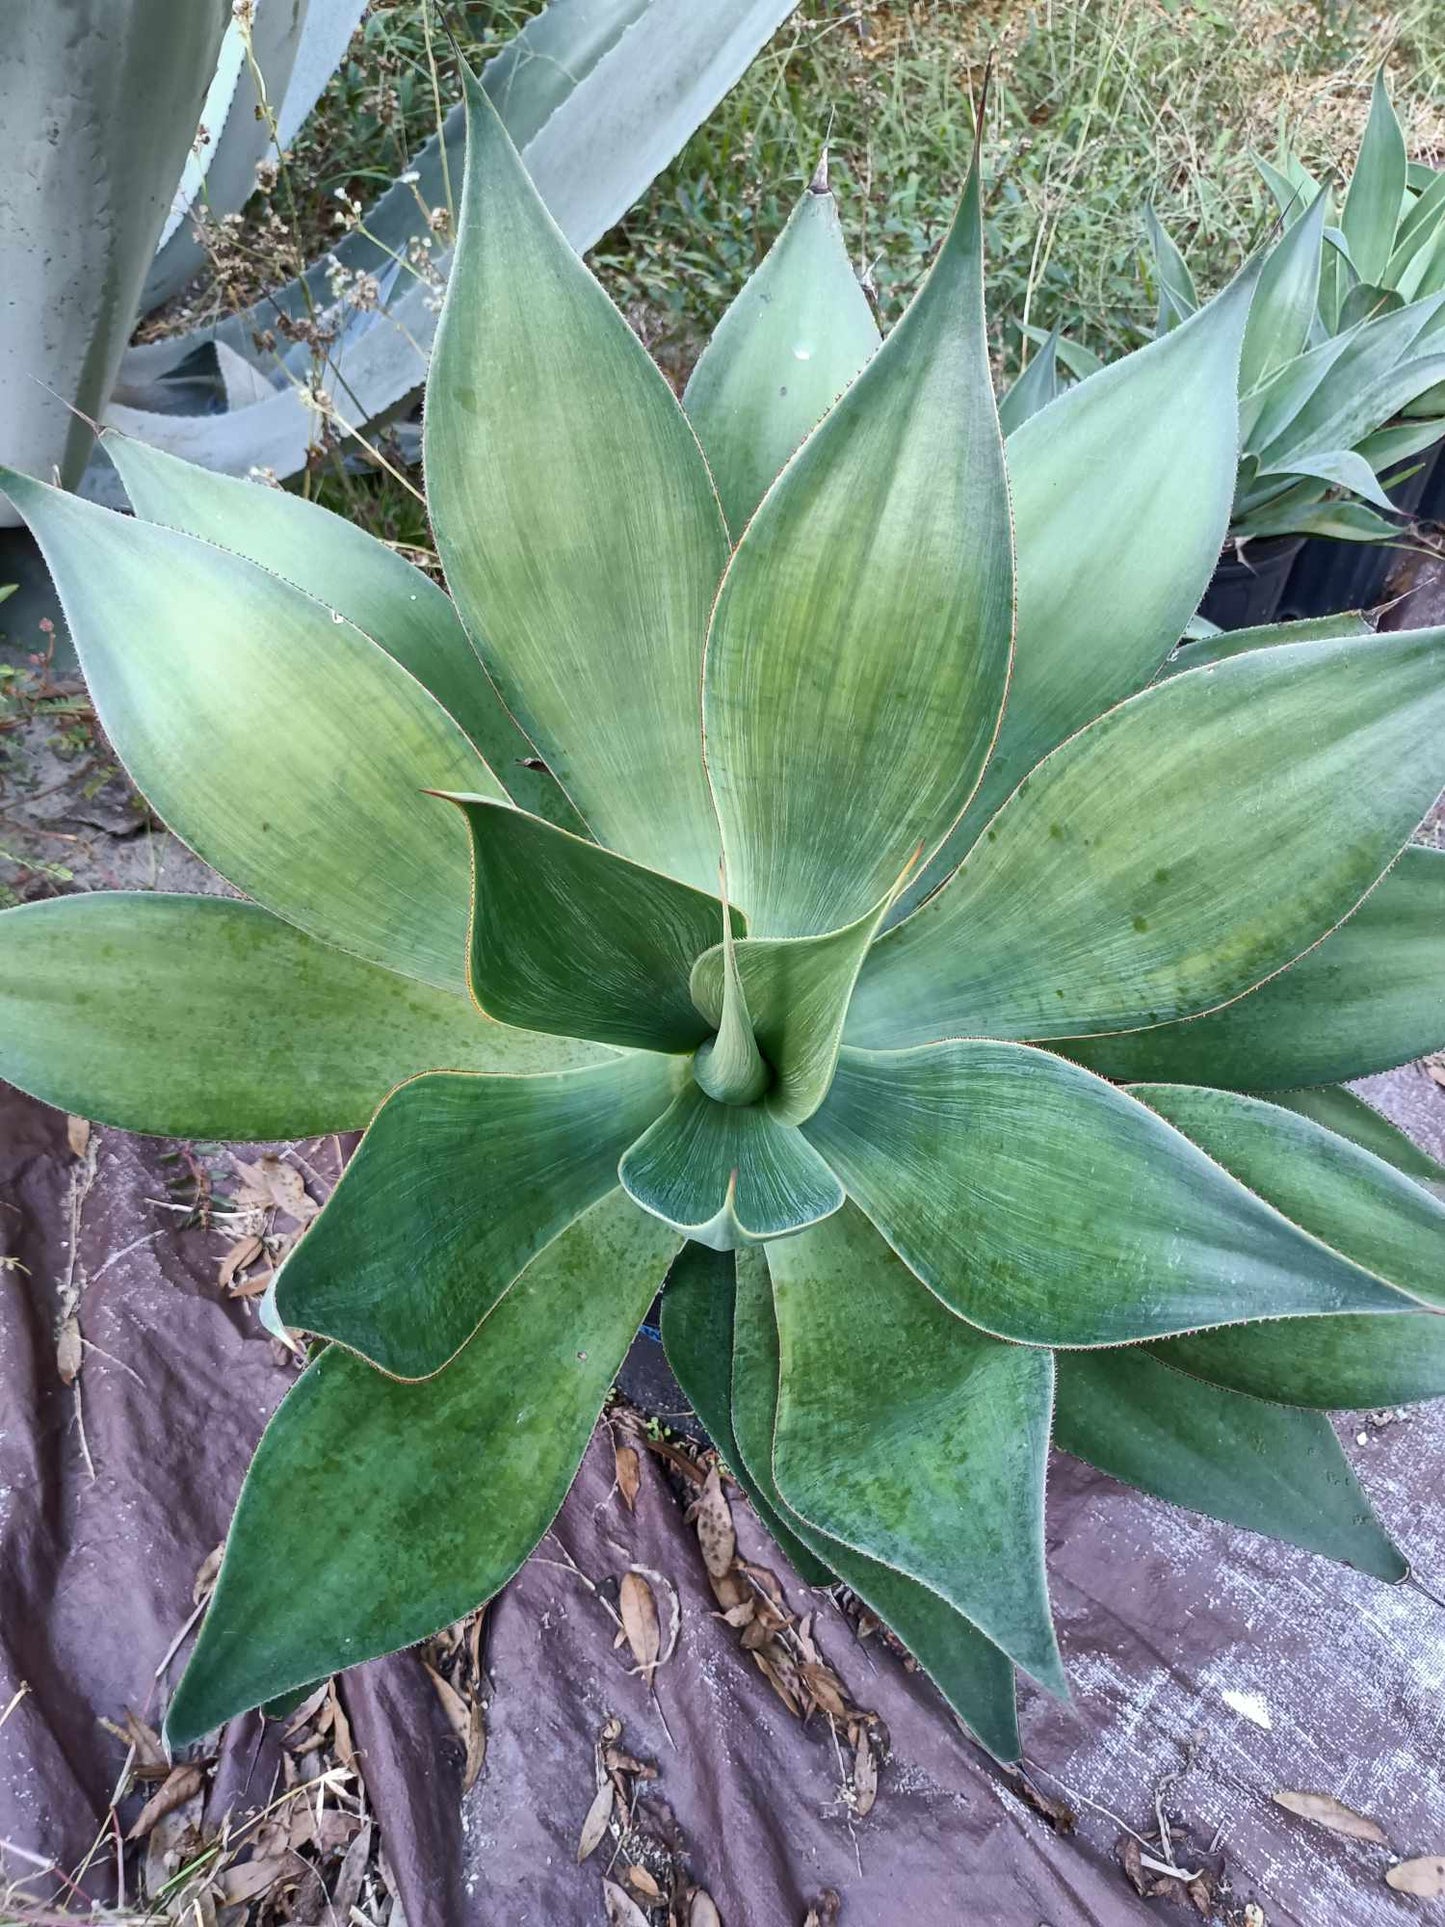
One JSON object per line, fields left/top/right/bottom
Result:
{"left": 592, "top": 0, "right": 1445, "bottom": 379}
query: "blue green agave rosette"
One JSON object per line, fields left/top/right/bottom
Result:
{"left": 2, "top": 78, "right": 1444, "bottom": 1764}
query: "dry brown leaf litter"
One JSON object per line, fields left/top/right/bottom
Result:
{"left": 1387, "top": 1854, "right": 1445, "bottom": 1895}
{"left": 1270, "top": 1788, "right": 1387, "bottom": 1844}
{"left": 421, "top": 1606, "right": 488, "bottom": 1793}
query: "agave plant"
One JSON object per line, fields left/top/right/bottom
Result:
{"left": 1128, "top": 72, "right": 1445, "bottom": 547}
{"left": 4, "top": 77, "right": 1445, "bottom": 1767}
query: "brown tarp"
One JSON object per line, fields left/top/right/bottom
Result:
{"left": 4, "top": 1071, "right": 1445, "bottom": 1925}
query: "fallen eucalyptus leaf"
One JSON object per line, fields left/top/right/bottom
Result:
{"left": 577, "top": 1779, "right": 614, "bottom": 1861}
{"left": 1272, "top": 1788, "right": 1387, "bottom": 1843}
{"left": 619, "top": 1570, "right": 661, "bottom": 1675}
{"left": 126, "top": 1761, "right": 205, "bottom": 1840}
{"left": 692, "top": 1466, "right": 736, "bottom": 1578}
{"left": 1386, "top": 1855, "right": 1445, "bottom": 1895}
{"left": 603, "top": 1878, "right": 651, "bottom": 1927}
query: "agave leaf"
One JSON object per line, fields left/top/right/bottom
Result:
{"left": 1341, "top": 69, "right": 1407, "bottom": 290}
{"left": 1255, "top": 148, "right": 1323, "bottom": 222}
{"left": 1232, "top": 493, "right": 1398, "bottom": 543}
{"left": 618, "top": 1083, "right": 844, "bottom": 1251}
{"left": 1388, "top": 168, "right": 1445, "bottom": 289}
{"left": 902, "top": 267, "right": 1255, "bottom": 913}
{"left": 691, "top": 882, "right": 771, "bottom": 1106}
{"left": 729, "top": 1244, "right": 1021, "bottom": 1760}
{"left": 1280, "top": 351, "right": 1445, "bottom": 472}
{"left": 165, "top": 1188, "right": 678, "bottom": 1747}
{"left": 850, "top": 631, "right": 1445, "bottom": 1049}
{"left": 658, "top": 1243, "right": 836, "bottom": 1586}
{"left": 0, "top": 894, "right": 606, "bottom": 1140}
{"left": 1239, "top": 187, "right": 1326, "bottom": 396}
{"left": 426, "top": 73, "right": 730, "bottom": 891}
{"left": 767, "top": 1203, "right": 1064, "bottom": 1694}
{"left": 1021, "top": 320, "right": 1104, "bottom": 380}
{"left": 1144, "top": 203, "right": 1198, "bottom": 333}
{"left": 996, "top": 323, "right": 1061, "bottom": 436}
{"left": 1355, "top": 415, "right": 1445, "bottom": 475}
{"left": 702, "top": 139, "right": 1013, "bottom": 937}
{"left": 2, "top": 472, "right": 501, "bottom": 992}
{"left": 275, "top": 1056, "right": 679, "bottom": 1378}
{"left": 1263, "top": 1087, "right": 1445, "bottom": 1187}
{"left": 1128, "top": 1085, "right": 1445, "bottom": 1308}
{"left": 1159, "top": 611, "right": 1373, "bottom": 678}
{"left": 1240, "top": 325, "right": 1359, "bottom": 454}
{"left": 143, "top": 0, "right": 312, "bottom": 309}
{"left": 105, "top": 434, "right": 576, "bottom": 829}
{"left": 1053, "top": 1350, "right": 1406, "bottom": 1582}
{"left": 1063, "top": 844, "right": 1445, "bottom": 1090}
{"left": 0, "top": 0, "right": 228, "bottom": 516}
{"left": 803, "top": 1043, "right": 1407, "bottom": 1348}
{"left": 683, "top": 168, "right": 880, "bottom": 538}
{"left": 444, "top": 795, "right": 738, "bottom": 1053}
{"left": 1258, "top": 295, "right": 1445, "bottom": 463}
{"left": 1255, "top": 446, "right": 1398, "bottom": 513}
{"left": 689, "top": 881, "right": 901, "bottom": 1124}
{"left": 1336, "top": 282, "right": 1406, "bottom": 330}
{"left": 1152, "top": 1311, "right": 1445, "bottom": 1410}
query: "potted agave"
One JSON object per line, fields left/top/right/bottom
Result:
{"left": 2, "top": 79, "right": 1444, "bottom": 1768}
{"left": 1138, "top": 73, "right": 1445, "bottom": 629}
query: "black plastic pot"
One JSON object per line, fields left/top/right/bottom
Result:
{"left": 1198, "top": 535, "right": 1306, "bottom": 631}
{"left": 1282, "top": 438, "right": 1442, "bottom": 619}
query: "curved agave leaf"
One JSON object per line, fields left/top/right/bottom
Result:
{"left": 692, "top": 888, "right": 770, "bottom": 1105}
{"left": 658, "top": 1243, "right": 836, "bottom": 1586}
{"left": 105, "top": 434, "right": 574, "bottom": 828}
{"left": 0, "top": 0, "right": 228, "bottom": 519}
{"left": 143, "top": 0, "right": 313, "bottom": 308}
{"left": 995, "top": 324, "right": 1061, "bottom": 436}
{"left": 850, "top": 631, "right": 1445, "bottom": 1049}
{"left": 689, "top": 883, "right": 899, "bottom": 1124}
{"left": 1263, "top": 1087, "right": 1445, "bottom": 1187}
{"left": 1240, "top": 322, "right": 1360, "bottom": 454}
{"left": 1256, "top": 446, "right": 1399, "bottom": 512}
{"left": 0, "top": 894, "right": 604, "bottom": 1139}
{"left": 902, "top": 266, "right": 1255, "bottom": 914}
{"left": 165, "top": 1189, "right": 678, "bottom": 1747}
{"left": 1053, "top": 1350, "right": 1405, "bottom": 1581}
{"left": 1063, "top": 844, "right": 1445, "bottom": 1089}
{"left": 702, "top": 137, "right": 1013, "bottom": 937}
{"left": 426, "top": 74, "right": 729, "bottom": 892}
{"left": 1153, "top": 1311, "right": 1445, "bottom": 1409}
{"left": 1158, "top": 611, "right": 1372, "bottom": 678}
{"left": 1128, "top": 1086, "right": 1445, "bottom": 1308}
{"left": 729, "top": 1244, "right": 1021, "bottom": 1760}
{"left": 618, "top": 1083, "right": 844, "bottom": 1250}
{"left": 275, "top": 1056, "right": 679, "bottom": 1378}
{"left": 683, "top": 167, "right": 880, "bottom": 538}
{"left": 1239, "top": 187, "right": 1326, "bottom": 397}
{"left": 1258, "top": 294, "right": 1445, "bottom": 466}
{"left": 2, "top": 472, "right": 502, "bottom": 992}
{"left": 1340, "top": 69, "right": 1407, "bottom": 291}
{"left": 1144, "top": 204, "right": 1198, "bottom": 333}
{"left": 1388, "top": 169, "right": 1445, "bottom": 296}
{"left": 445, "top": 796, "right": 737, "bottom": 1053}
{"left": 767, "top": 1204, "right": 1064, "bottom": 1694}
{"left": 803, "top": 1043, "right": 1407, "bottom": 1348}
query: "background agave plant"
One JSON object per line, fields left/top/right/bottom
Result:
{"left": 3, "top": 74, "right": 1445, "bottom": 1766}
{"left": 1131, "top": 71, "right": 1445, "bottom": 546}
